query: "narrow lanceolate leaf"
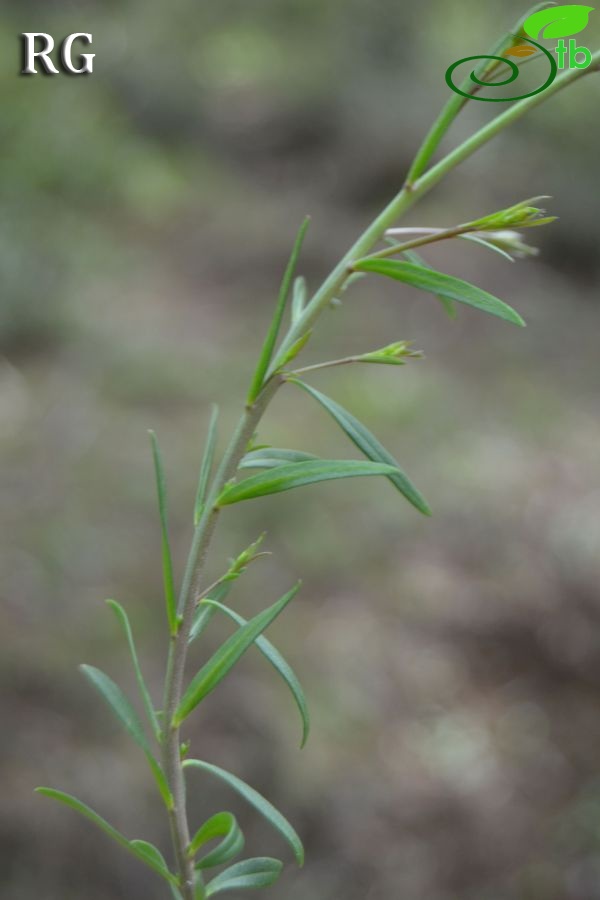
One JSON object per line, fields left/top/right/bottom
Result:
{"left": 129, "top": 840, "right": 174, "bottom": 882}
{"left": 206, "top": 599, "right": 310, "bottom": 748}
{"left": 36, "top": 787, "right": 131, "bottom": 851}
{"left": 291, "top": 275, "right": 308, "bottom": 324}
{"left": 274, "top": 329, "right": 312, "bottom": 369}
{"left": 217, "top": 459, "right": 401, "bottom": 507}
{"left": 290, "top": 380, "right": 431, "bottom": 516}
{"left": 188, "top": 811, "right": 245, "bottom": 869}
{"left": 354, "top": 259, "right": 525, "bottom": 326}
{"left": 239, "top": 448, "right": 318, "bottom": 470}
{"left": 174, "top": 584, "right": 301, "bottom": 725}
{"left": 401, "top": 249, "right": 456, "bottom": 319}
{"left": 80, "top": 665, "right": 151, "bottom": 752}
{"left": 79, "top": 664, "right": 172, "bottom": 807}
{"left": 34, "top": 789, "right": 178, "bottom": 885}
{"left": 149, "top": 431, "right": 177, "bottom": 634}
{"left": 194, "top": 404, "right": 219, "bottom": 525}
{"left": 459, "top": 233, "right": 515, "bottom": 262}
{"left": 247, "top": 217, "right": 310, "bottom": 404}
{"left": 105, "top": 600, "right": 160, "bottom": 740}
{"left": 183, "top": 759, "right": 304, "bottom": 866}
{"left": 205, "top": 858, "right": 283, "bottom": 896}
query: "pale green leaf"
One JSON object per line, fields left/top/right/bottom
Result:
{"left": 291, "top": 276, "right": 308, "bottom": 324}
{"left": 206, "top": 858, "right": 283, "bottom": 896}
{"left": 105, "top": 599, "right": 160, "bottom": 740}
{"left": 206, "top": 599, "right": 310, "bottom": 747}
{"left": 188, "top": 812, "right": 245, "bottom": 869}
{"left": 217, "top": 459, "right": 402, "bottom": 506}
{"left": 354, "top": 259, "right": 525, "bottom": 326}
{"left": 275, "top": 329, "right": 312, "bottom": 369}
{"left": 80, "top": 664, "right": 151, "bottom": 753}
{"left": 129, "top": 840, "right": 173, "bottom": 881}
{"left": 248, "top": 218, "right": 310, "bottom": 403}
{"left": 239, "top": 448, "right": 318, "bottom": 470}
{"left": 183, "top": 759, "right": 304, "bottom": 866}
{"left": 459, "top": 233, "right": 515, "bottom": 262}
{"left": 174, "top": 584, "right": 301, "bottom": 724}
{"left": 401, "top": 248, "right": 456, "bottom": 319}
{"left": 290, "top": 380, "right": 431, "bottom": 516}
{"left": 35, "top": 789, "right": 177, "bottom": 884}
{"left": 194, "top": 404, "right": 219, "bottom": 525}
{"left": 149, "top": 430, "right": 177, "bottom": 634}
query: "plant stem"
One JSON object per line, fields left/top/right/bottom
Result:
{"left": 160, "top": 46, "right": 600, "bottom": 895}
{"left": 404, "top": 2, "right": 552, "bottom": 185}
{"left": 355, "top": 224, "right": 476, "bottom": 264}
{"left": 269, "top": 47, "right": 599, "bottom": 374}
{"left": 161, "top": 379, "right": 281, "bottom": 899}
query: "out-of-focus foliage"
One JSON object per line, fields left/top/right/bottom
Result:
{"left": 1, "top": 0, "right": 600, "bottom": 898}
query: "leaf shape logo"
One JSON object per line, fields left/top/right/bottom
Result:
{"left": 523, "top": 5, "right": 594, "bottom": 40}
{"left": 504, "top": 43, "right": 538, "bottom": 57}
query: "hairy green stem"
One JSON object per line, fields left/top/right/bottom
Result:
{"left": 161, "top": 380, "right": 280, "bottom": 899}
{"left": 160, "top": 47, "right": 600, "bottom": 896}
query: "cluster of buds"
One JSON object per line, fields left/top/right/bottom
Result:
{"left": 357, "top": 341, "right": 423, "bottom": 366}
{"left": 465, "top": 196, "right": 557, "bottom": 231}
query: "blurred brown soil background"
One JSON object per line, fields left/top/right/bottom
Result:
{"left": 1, "top": 1, "right": 600, "bottom": 898}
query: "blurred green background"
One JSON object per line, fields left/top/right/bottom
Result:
{"left": 2, "top": 1, "right": 600, "bottom": 898}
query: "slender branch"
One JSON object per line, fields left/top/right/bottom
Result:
{"left": 287, "top": 356, "right": 370, "bottom": 377}
{"left": 267, "top": 47, "right": 599, "bottom": 376}
{"left": 404, "top": 2, "right": 553, "bottom": 185}
{"left": 355, "top": 224, "right": 477, "bottom": 264}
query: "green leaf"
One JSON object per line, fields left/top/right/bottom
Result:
{"left": 247, "top": 218, "right": 310, "bottom": 404}
{"left": 36, "top": 787, "right": 131, "bottom": 851}
{"left": 189, "top": 582, "right": 234, "bottom": 644}
{"left": 523, "top": 4, "right": 593, "bottom": 39}
{"left": 79, "top": 664, "right": 172, "bottom": 808}
{"left": 354, "top": 259, "right": 525, "bottom": 326}
{"left": 183, "top": 759, "right": 304, "bottom": 866}
{"left": 206, "top": 599, "right": 310, "bottom": 748}
{"left": 205, "top": 858, "right": 283, "bottom": 896}
{"left": 189, "top": 536, "right": 269, "bottom": 644}
{"left": 175, "top": 584, "right": 301, "bottom": 724}
{"left": 291, "top": 275, "right": 308, "bottom": 324}
{"left": 290, "top": 380, "right": 431, "bottom": 516}
{"left": 80, "top": 664, "right": 151, "bottom": 752}
{"left": 149, "top": 430, "right": 177, "bottom": 634}
{"left": 459, "top": 233, "right": 515, "bottom": 262}
{"left": 194, "top": 404, "right": 219, "bottom": 525}
{"left": 274, "top": 329, "right": 312, "bottom": 370}
{"left": 239, "top": 448, "right": 318, "bottom": 470}
{"left": 129, "top": 840, "right": 173, "bottom": 881}
{"left": 35, "top": 789, "right": 177, "bottom": 884}
{"left": 147, "top": 755, "right": 174, "bottom": 811}
{"left": 217, "top": 459, "right": 402, "bottom": 507}
{"left": 188, "top": 812, "right": 245, "bottom": 869}
{"left": 401, "top": 249, "right": 456, "bottom": 319}
{"left": 105, "top": 600, "right": 160, "bottom": 740}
